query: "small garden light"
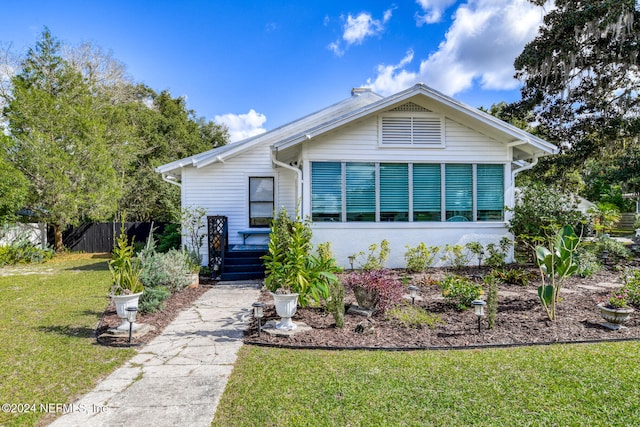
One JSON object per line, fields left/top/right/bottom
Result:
{"left": 252, "top": 301, "right": 265, "bottom": 336}
{"left": 348, "top": 255, "right": 356, "bottom": 270}
{"left": 601, "top": 250, "right": 610, "bottom": 266}
{"left": 126, "top": 306, "right": 138, "bottom": 346}
{"left": 212, "top": 262, "right": 221, "bottom": 279}
{"left": 478, "top": 249, "right": 485, "bottom": 268}
{"left": 408, "top": 285, "right": 419, "bottom": 305}
{"left": 471, "top": 300, "right": 486, "bottom": 334}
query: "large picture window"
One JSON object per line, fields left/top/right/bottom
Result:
{"left": 249, "top": 177, "right": 274, "bottom": 227}
{"left": 310, "top": 162, "right": 504, "bottom": 223}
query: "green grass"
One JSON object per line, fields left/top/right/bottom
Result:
{"left": 215, "top": 342, "right": 640, "bottom": 426}
{"left": 0, "top": 254, "right": 135, "bottom": 427}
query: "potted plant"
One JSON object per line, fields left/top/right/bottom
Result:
{"left": 598, "top": 288, "right": 634, "bottom": 329}
{"left": 184, "top": 249, "right": 201, "bottom": 288}
{"left": 262, "top": 207, "right": 332, "bottom": 330}
{"left": 109, "top": 221, "right": 144, "bottom": 331}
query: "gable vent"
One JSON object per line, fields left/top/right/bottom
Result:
{"left": 390, "top": 102, "right": 431, "bottom": 113}
{"left": 380, "top": 112, "right": 444, "bottom": 147}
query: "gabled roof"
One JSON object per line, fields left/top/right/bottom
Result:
{"left": 156, "top": 83, "right": 557, "bottom": 178}
{"left": 156, "top": 89, "right": 383, "bottom": 176}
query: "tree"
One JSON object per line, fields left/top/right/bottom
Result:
{"left": 115, "top": 88, "right": 228, "bottom": 221}
{"left": 1, "top": 29, "right": 120, "bottom": 250}
{"left": 514, "top": 1, "right": 640, "bottom": 174}
{"left": 0, "top": 152, "right": 29, "bottom": 223}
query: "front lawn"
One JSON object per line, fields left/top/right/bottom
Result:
{"left": 0, "top": 254, "right": 134, "bottom": 427}
{"left": 215, "top": 342, "right": 640, "bottom": 426}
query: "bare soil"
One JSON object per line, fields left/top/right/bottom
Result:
{"left": 244, "top": 266, "right": 640, "bottom": 349}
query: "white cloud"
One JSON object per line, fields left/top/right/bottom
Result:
{"left": 328, "top": 9, "right": 394, "bottom": 57}
{"left": 415, "top": 0, "right": 458, "bottom": 24}
{"left": 366, "top": 0, "right": 545, "bottom": 97}
{"left": 214, "top": 109, "right": 267, "bottom": 143}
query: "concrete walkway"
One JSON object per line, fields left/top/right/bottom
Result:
{"left": 49, "top": 282, "right": 261, "bottom": 427}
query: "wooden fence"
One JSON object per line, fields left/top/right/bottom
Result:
{"left": 48, "top": 222, "right": 171, "bottom": 253}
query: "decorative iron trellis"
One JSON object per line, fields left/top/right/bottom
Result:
{"left": 207, "top": 216, "right": 228, "bottom": 278}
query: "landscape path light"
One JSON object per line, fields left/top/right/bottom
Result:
{"left": 408, "top": 285, "right": 419, "bottom": 305}
{"left": 126, "top": 306, "right": 138, "bottom": 346}
{"left": 471, "top": 300, "right": 486, "bottom": 334}
{"left": 478, "top": 249, "right": 485, "bottom": 268}
{"left": 252, "top": 302, "right": 265, "bottom": 337}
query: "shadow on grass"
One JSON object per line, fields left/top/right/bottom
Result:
{"left": 64, "top": 261, "right": 109, "bottom": 272}
{"left": 37, "top": 325, "right": 95, "bottom": 339}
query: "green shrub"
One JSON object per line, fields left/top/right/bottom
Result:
{"left": 485, "top": 238, "right": 513, "bottom": 268}
{"left": 442, "top": 244, "right": 471, "bottom": 269}
{"left": 139, "top": 286, "right": 171, "bottom": 313}
{"left": 350, "top": 240, "right": 390, "bottom": 271}
{"left": 139, "top": 233, "right": 170, "bottom": 288}
{"left": 508, "top": 180, "right": 589, "bottom": 261}
{"left": 485, "top": 275, "right": 499, "bottom": 329}
{"left": 439, "top": 274, "right": 483, "bottom": 310}
{"left": 156, "top": 223, "right": 180, "bottom": 253}
{"left": 589, "top": 235, "right": 631, "bottom": 262}
{"left": 0, "top": 235, "right": 54, "bottom": 267}
{"left": 576, "top": 250, "right": 601, "bottom": 278}
{"left": 623, "top": 269, "right": 640, "bottom": 308}
{"left": 404, "top": 243, "right": 440, "bottom": 273}
{"left": 489, "top": 268, "right": 536, "bottom": 287}
{"left": 387, "top": 304, "right": 442, "bottom": 329}
{"left": 318, "top": 243, "right": 345, "bottom": 328}
{"left": 157, "top": 249, "right": 191, "bottom": 291}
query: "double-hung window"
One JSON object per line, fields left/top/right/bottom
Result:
{"left": 311, "top": 162, "right": 342, "bottom": 222}
{"left": 248, "top": 177, "right": 274, "bottom": 227}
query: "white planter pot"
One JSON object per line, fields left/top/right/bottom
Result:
{"left": 598, "top": 303, "right": 634, "bottom": 330}
{"left": 112, "top": 292, "right": 143, "bottom": 331}
{"left": 186, "top": 273, "right": 199, "bottom": 288}
{"left": 271, "top": 293, "right": 299, "bottom": 330}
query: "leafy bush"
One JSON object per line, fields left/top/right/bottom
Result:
{"left": 387, "top": 304, "right": 442, "bottom": 329}
{"left": 489, "top": 268, "right": 536, "bottom": 287}
{"left": 139, "top": 286, "right": 171, "bottom": 313}
{"left": 157, "top": 249, "right": 191, "bottom": 291}
{"left": 441, "top": 244, "right": 471, "bottom": 269}
{"left": 343, "top": 269, "right": 403, "bottom": 314}
{"left": 317, "top": 243, "right": 344, "bottom": 328}
{"left": 588, "top": 235, "right": 631, "bottom": 263}
{"left": 350, "top": 240, "right": 390, "bottom": 271}
{"left": 263, "top": 207, "right": 332, "bottom": 307}
{"left": 0, "top": 238, "right": 54, "bottom": 266}
{"left": 576, "top": 250, "right": 601, "bottom": 278}
{"left": 439, "top": 274, "right": 483, "bottom": 310}
{"left": 484, "top": 274, "right": 499, "bottom": 329}
{"left": 404, "top": 243, "right": 440, "bottom": 273}
{"left": 484, "top": 238, "right": 513, "bottom": 268}
{"left": 156, "top": 223, "right": 180, "bottom": 253}
{"left": 508, "top": 181, "right": 589, "bottom": 261}
{"left": 623, "top": 269, "right": 640, "bottom": 308}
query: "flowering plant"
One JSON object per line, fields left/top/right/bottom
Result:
{"left": 605, "top": 288, "right": 629, "bottom": 309}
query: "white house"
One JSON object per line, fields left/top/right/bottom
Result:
{"left": 156, "top": 84, "right": 557, "bottom": 272}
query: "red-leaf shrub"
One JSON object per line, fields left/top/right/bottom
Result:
{"left": 343, "top": 269, "right": 404, "bottom": 313}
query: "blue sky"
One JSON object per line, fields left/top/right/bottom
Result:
{"left": 1, "top": 0, "right": 548, "bottom": 141}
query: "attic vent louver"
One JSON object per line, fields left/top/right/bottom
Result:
{"left": 379, "top": 110, "right": 445, "bottom": 147}
{"left": 390, "top": 102, "right": 431, "bottom": 113}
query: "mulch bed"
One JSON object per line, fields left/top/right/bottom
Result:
{"left": 94, "top": 267, "right": 640, "bottom": 350}
{"left": 95, "top": 277, "right": 215, "bottom": 346}
{"left": 244, "top": 266, "right": 640, "bottom": 349}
